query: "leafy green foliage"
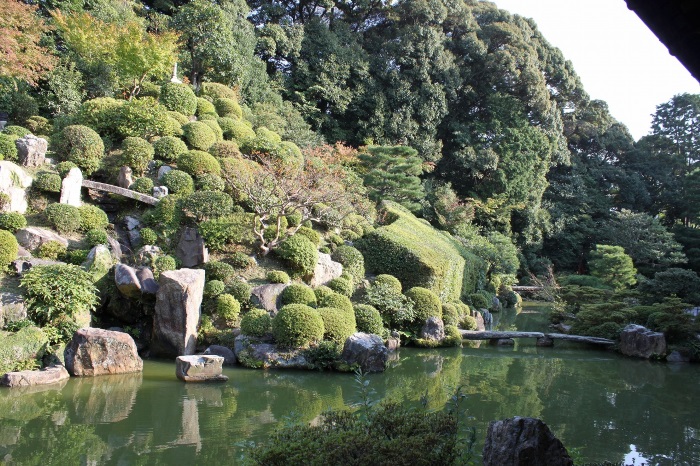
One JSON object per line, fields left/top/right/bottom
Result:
{"left": 139, "top": 227, "right": 157, "bottom": 245}
{"left": 199, "top": 213, "right": 255, "bottom": 251}
{"left": 56, "top": 161, "right": 77, "bottom": 178}
{"left": 195, "top": 173, "right": 225, "bottom": 192}
{"left": 318, "top": 292, "right": 353, "bottom": 315}
{"left": 364, "top": 279, "right": 414, "bottom": 329}
{"left": 130, "top": 177, "right": 154, "bottom": 194}
{"left": 240, "top": 308, "right": 272, "bottom": 337}
{"left": 55, "top": 125, "right": 104, "bottom": 175}
{"left": 331, "top": 245, "right": 365, "bottom": 284}
{"left": 159, "top": 83, "right": 197, "bottom": 116}
{"left": 280, "top": 283, "right": 317, "bottom": 307}
{"left": 162, "top": 169, "right": 194, "bottom": 195}
{"left": 276, "top": 234, "right": 318, "bottom": 277}
{"left": 0, "top": 326, "right": 48, "bottom": 376}
{"left": 267, "top": 270, "right": 290, "bottom": 283}
{"left": 121, "top": 137, "right": 154, "bottom": 176}
{"left": 204, "top": 261, "right": 235, "bottom": 282}
{"left": 317, "top": 306, "right": 355, "bottom": 344}
{"left": 37, "top": 240, "right": 66, "bottom": 260}
{"left": 153, "top": 254, "right": 177, "bottom": 279}
{"left": 460, "top": 314, "right": 477, "bottom": 331}
{"left": 84, "top": 228, "right": 108, "bottom": 247}
{"left": 327, "top": 277, "right": 354, "bottom": 297}
{"left": 374, "top": 274, "right": 403, "bottom": 293}
{"left": 196, "top": 97, "right": 216, "bottom": 117}
{"left": 227, "top": 279, "right": 252, "bottom": 309}
{"left": 215, "top": 98, "right": 242, "bottom": 119}
{"left": 638, "top": 268, "right": 700, "bottom": 305}
{"left": 78, "top": 205, "right": 109, "bottom": 232}
{"left": 216, "top": 293, "right": 240, "bottom": 324}
{"left": 33, "top": 172, "right": 61, "bottom": 193}
{"left": 405, "top": 287, "right": 442, "bottom": 327}
{"left": 181, "top": 191, "right": 233, "bottom": 222}
{"left": 45, "top": 203, "right": 81, "bottom": 234}
{"left": 178, "top": 150, "right": 221, "bottom": 176}
{"left": 204, "top": 280, "right": 226, "bottom": 298}
{"left": 0, "top": 229, "right": 18, "bottom": 267}
{"left": 0, "top": 211, "right": 25, "bottom": 234}
{"left": 589, "top": 245, "right": 637, "bottom": 291}
{"left": 468, "top": 293, "right": 489, "bottom": 310}
{"left": 182, "top": 121, "right": 217, "bottom": 151}
{"left": 353, "top": 304, "right": 384, "bottom": 335}
{"left": 0, "top": 134, "right": 18, "bottom": 162}
{"left": 208, "top": 139, "right": 242, "bottom": 158}
{"left": 154, "top": 136, "right": 188, "bottom": 164}
{"left": 272, "top": 304, "right": 324, "bottom": 348}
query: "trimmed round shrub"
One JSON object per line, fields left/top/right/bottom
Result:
{"left": 153, "top": 136, "right": 188, "bottom": 162}
{"left": 55, "top": 125, "right": 104, "bottom": 175}
{"left": 85, "top": 228, "right": 108, "bottom": 247}
{"left": 201, "top": 82, "right": 238, "bottom": 101}
{"left": 37, "top": 240, "right": 66, "bottom": 260}
{"left": 0, "top": 134, "right": 18, "bottom": 162}
{"left": 78, "top": 205, "right": 109, "bottom": 232}
{"left": 272, "top": 304, "right": 324, "bottom": 348}
{"left": 208, "top": 140, "right": 241, "bottom": 159}
{"left": 469, "top": 293, "right": 490, "bottom": 310}
{"left": 327, "top": 277, "right": 353, "bottom": 297}
{"left": 267, "top": 270, "right": 290, "bottom": 284}
{"left": 159, "top": 82, "right": 197, "bottom": 116}
{"left": 181, "top": 191, "right": 233, "bottom": 222}
{"left": 286, "top": 211, "right": 302, "bottom": 227}
{"left": 354, "top": 304, "right": 384, "bottom": 335}
{"left": 313, "top": 286, "right": 334, "bottom": 302}
{"left": 139, "top": 227, "right": 158, "bottom": 245}
{"left": 442, "top": 303, "right": 459, "bottom": 327}
{"left": 121, "top": 137, "right": 154, "bottom": 175}
{"left": 204, "top": 280, "right": 226, "bottom": 298}
{"left": 318, "top": 292, "right": 353, "bottom": 315}
{"left": 317, "top": 307, "right": 356, "bottom": 344}
{"left": 374, "top": 274, "right": 402, "bottom": 294}
{"left": 178, "top": 150, "right": 221, "bottom": 176}
{"left": 153, "top": 254, "right": 177, "bottom": 278}
{"left": 74, "top": 97, "right": 123, "bottom": 138}
{"left": 295, "top": 226, "right": 321, "bottom": 246}
{"left": 319, "top": 246, "right": 331, "bottom": 254}
{"left": 25, "top": 116, "right": 50, "bottom": 134}
{"left": 405, "top": 287, "right": 442, "bottom": 325}
{"left": 162, "top": 169, "right": 194, "bottom": 195}
{"left": 216, "top": 294, "right": 240, "bottom": 324}
{"left": 0, "top": 229, "right": 19, "bottom": 267}
{"left": 33, "top": 172, "right": 62, "bottom": 193}
{"left": 205, "top": 261, "right": 235, "bottom": 282}
{"left": 214, "top": 98, "right": 242, "bottom": 119}
{"left": 229, "top": 251, "right": 254, "bottom": 269}
{"left": 202, "top": 119, "right": 223, "bottom": 141}
{"left": 3, "top": 125, "right": 30, "bottom": 137}
{"left": 328, "top": 233, "right": 344, "bottom": 246}
{"left": 195, "top": 173, "right": 225, "bottom": 192}
{"left": 196, "top": 97, "right": 217, "bottom": 117}
{"left": 168, "top": 111, "right": 189, "bottom": 125}
{"left": 45, "top": 203, "right": 81, "bottom": 234}
{"left": 240, "top": 308, "right": 272, "bottom": 337}
{"left": 130, "top": 177, "right": 154, "bottom": 194}
{"left": 56, "top": 161, "right": 77, "bottom": 178}
{"left": 0, "top": 212, "right": 26, "bottom": 233}
{"left": 139, "top": 81, "right": 161, "bottom": 98}
{"left": 280, "top": 283, "right": 317, "bottom": 307}
{"left": 460, "top": 314, "right": 477, "bottom": 331}
{"left": 276, "top": 234, "right": 318, "bottom": 276}
{"left": 227, "top": 279, "right": 252, "bottom": 308}
{"left": 331, "top": 246, "right": 365, "bottom": 285}
{"left": 341, "top": 229, "right": 360, "bottom": 241}
{"left": 443, "top": 325, "right": 463, "bottom": 347}
{"left": 223, "top": 120, "right": 255, "bottom": 144}
{"left": 182, "top": 121, "right": 217, "bottom": 151}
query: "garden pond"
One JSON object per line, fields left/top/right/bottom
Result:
{"left": 0, "top": 303, "right": 698, "bottom": 465}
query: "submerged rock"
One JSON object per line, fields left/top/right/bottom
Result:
{"left": 176, "top": 355, "right": 228, "bottom": 382}
{"left": 64, "top": 328, "right": 143, "bottom": 376}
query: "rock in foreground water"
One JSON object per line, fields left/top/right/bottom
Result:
{"left": 65, "top": 328, "right": 143, "bottom": 376}
{"left": 176, "top": 355, "right": 228, "bottom": 382}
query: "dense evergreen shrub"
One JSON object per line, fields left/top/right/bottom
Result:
{"left": 74, "top": 97, "right": 123, "bottom": 138}
{"left": 139, "top": 227, "right": 158, "bottom": 245}
{"left": 280, "top": 283, "right": 317, "bottom": 307}
{"left": 222, "top": 119, "right": 255, "bottom": 144}
{"left": 153, "top": 254, "right": 177, "bottom": 278}
{"left": 205, "top": 261, "right": 235, "bottom": 282}
{"left": 341, "top": 229, "right": 360, "bottom": 241}
{"left": 181, "top": 191, "right": 233, "bottom": 222}
{"left": 443, "top": 325, "right": 463, "bottom": 347}
{"left": 121, "top": 137, "right": 154, "bottom": 175}
{"left": 195, "top": 173, "right": 225, "bottom": 192}
{"left": 317, "top": 307, "right": 356, "bottom": 344}
{"left": 25, "top": 116, "right": 50, "bottom": 135}
{"left": 204, "top": 280, "right": 226, "bottom": 298}
{"left": 130, "top": 177, "right": 154, "bottom": 194}
{"left": 313, "top": 286, "right": 334, "bottom": 302}
{"left": 227, "top": 279, "right": 252, "bottom": 308}
{"left": 85, "top": 228, "right": 108, "bottom": 247}
{"left": 168, "top": 111, "right": 189, "bottom": 125}
{"left": 0, "top": 134, "right": 18, "bottom": 162}
{"left": 196, "top": 97, "right": 217, "bottom": 117}
{"left": 178, "top": 150, "right": 221, "bottom": 176}
{"left": 295, "top": 226, "right": 320, "bottom": 246}
{"left": 153, "top": 136, "right": 189, "bottom": 162}
{"left": 364, "top": 279, "right": 415, "bottom": 329}
{"left": 441, "top": 303, "right": 459, "bottom": 327}
{"left": 469, "top": 293, "right": 489, "bottom": 310}
{"left": 56, "top": 161, "right": 77, "bottom": 178}
{"left": 0, "top": 229, "right": 19, "bottom": 267}
{"left": 208, "top": 139, "right": 241, "bottom": 159}
{"left": 273, "top": 304, "right": 324, "bottom": 348}
{"left": 44, "top": 203, "right": 81, "bottom": 234}
{"left": 229, "top": 251, "right": 254, "bottom": 269}
{"left": 159, "top": 83, "right": 197, "bottom": 116}
{"left": 3, "top": 125, "right": 30, "bottom": 137}
{"left": 374, "top": 274, "right": 403, "bottom": 293}
{"left": 202, "top": 119, "right": 224, "bottom": 141}
{"left": 328, "top": 233, "right": 344, "bottom": 247}
{"left": 405, "top": 287, "right": 443, "bottom": 326}
{"left": 115, "top": 97, "right": 175, "bottom": 140}
{"left": 55, "top": 125, "right": 104, "bottom": 175}
{"left": 201, "top": 82, "right": 238, "bottom": 101}
{"left": 78, "top": 205, "right": 109, "bottom": 232}
{"left": 182, "top": 121, "right": 217, "bottom": 150}
{"left": 144, "top": 194, "right": 183, "bottom": 232}
{"left": 276, "top": 234, "right": 318, "bottom": 276}
{"left": 263, "top": 215, "right": 289, "bottom": 242}
{"left": 460, "top": 314, "right": 477, "bottom": 330}
{"left": 216, "top": 294, "right": 240, "bottom": 324}
{"left": 331, "top": 246, "right": 365, "bottom": 285}
{"left": 286, "top": 211, "right": 302, "bottom": 227}
{"left": 162, "top": 169, "right": 194, "bottom": 195}
{"left": 353, "top": 304, "right": 384, "bottom": 335}
{"left": 318, "top": 292, "right": 353, "bottom": 315}
{"left": 327, "top": 277, "right": 353, "bottom": 297}
{"left": 241, "top": 308, "right": 272, "bottom": 337}
{"left": 214, "top": 98, "right": 242, "bottom": 119}
{"left": 198, "top": 213, "right": 255, "bottom": 251}
{"left": 37, "top": 240, "right": 66, "bottom": 260}
{"left": 0, "top": 212, "right": 26, "bottom": 233}
{"left": 267, "top": 270, "right": 290, "bottom": 283}
{"left": 33, "top": 172, "right": 62, "bottom": 193}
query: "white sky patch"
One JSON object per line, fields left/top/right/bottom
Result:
{"left": 492, "top": 0, "right": 700, "bottom": 141}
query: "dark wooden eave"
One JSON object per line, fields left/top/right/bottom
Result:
{"left": 625, "top": 0, "right": 700, "bottom": 83}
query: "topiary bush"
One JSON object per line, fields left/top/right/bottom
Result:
{"left": 280, "top": 283, "right": 317, "bottom": 307}
{"left": 227, "top": 279, "right": 252, "bottom": 309}
{"left": 216, "top": 293, "right": 240, "bottom": 324}
{"left": 36, "top": 240, "right": 66, "bottom": 260}
{"left": 153, "top": 136, "right": 188, "bottom": 162}
{"left": 405, "top": 287, "right": 443, "bottom": 327}
{"left": 364, "top": 279, "right": 415, "bottom": 329}
{"left": 121, "top": 137, "right": 154, "bottom": 175}
{"left": 56, "top": 161, "right": 77, "bottom": 178}
{"left": 55, "top": 125, "right": 104, "bottom": 175}
{"left": 114, "top": 97, "right": 176, "bottom": 140}
{"left": 199, "top": 213, "right": 255, "bottom": 252}
{"left": 317, "top": 307, "right": 356, "bottom": 344}
{"left": 201, "top": 82, "right": 238, "bottom": 101}
{"left": 208, "top": 139, "right": 241, "bottom": 159}
{"left": 182, "top": 121, "right": 217, "bottom": 151}
{"left": 178, "top": 150, "right": 221, "bottom": 176}
{"left": 139, "top": 227, "right": 158, "bottom": 245}
{"left": 153, "top": 254, "right": 177, "bottom": 279}
{"left": 229, "top": 251, "right": 254, "bottom": 269}
{"left": 353, "top": 304, "right": 384, "bottom": 335}
{"left": 0, "top": 134, "right": 18, "bottom": 162}
{"left": 194, "top": 173, "right": 225, "bottom": 192}
{"left": 272, "top": 304, "right": 324, "bottom": 348}
{"left": 130, "top": 177, "right": 154, "bottom": 194}
{"left": 441, "top": 303, "right": 459, "bottom": 327}
{"left": 3, "top": 125, "right": 30, "bottom": 137}
{"left": 25, "top": 116, "right": 50, "bottom": 135}
{"left": 314, "top": 286, "right": 334, "bottom": 302}
{"left": 286, "top": 211, "right": 302, "bottom": 227}
{"left": 267, "top": 270, "right": 290, "bottom": 284}
{"left": 443, "top": 325, "right": 463, "bottom": 347}
{"left": 241, "top": 308, "right": 272, "bottom": 337}
{"left": 204, "top": 280, "right": 226, "bottom": 298}
{"left": 469, "top": 293, "right": 489, "bottom": 310}
{"left": 374, "top": 274, "right": 403, "bottom": 293}
{"left": 205, "top": 261, "right": 235, "bottom": 282}
{"left": 214, "top": 98, "right": 242, "bottom": 119}
{"left": 318, "top": 292, "right": 353, "bottom": 315}
{"left": 196, "top": 97, "right": 217, "bottom": 117}
{"left": 222, "top": 119, "right": 255, "bottom": 144}
{"left": 85, "top": 228, "right": 108, "bottom": 247}
{"left": 331, "top": 246, "right": 365, "bottom": 285}
{"left": 162, "top": 169, "right": 194, "bottom": 195}
{"left": 33, "top": 172, "right": 62, "bottom": 193}
{"left": 0, "top": 229, "right": 19, "bottom": 267}
{"left": 460, "top": 314, "right": 477, "bottom": 330}
{"left": 295, "top": 226, "right": 320, "bottom": 246}
{"left": 202, "top": 119, "right": 224, "bottom": 141}
{"left": 78, "top": 205, "right": 109, "bottom": 232}
{"left": 181, "top": 190, "right": 233, "bottom": 222}
{"left": 159, "top": 82, "right": 197, "bottom": 116}
{"left": 276, "top": 234, "right": 318, "bottom": 277}
{"left": 44, "top": 203, "right": 81, "bottom": 234}
{"left": 327, "top": 277, "right": 353, "bottom": 297}
{"left": 0, "top": 212, "right": 26, "bottom": 233}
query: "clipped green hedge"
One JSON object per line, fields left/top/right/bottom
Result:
{"left": 405, "top": 286, "right": 442, "bottom": 326}
{"left": 178, "top": 150, "right": 221, "bottom": 176}
{"left": 45, "top": 203, "right": 81, "bottom": 234}
{"left": 121, "top": 137, "right": 154, "bottom": 175}
{"left": 331, "top": 245, "right": 365, "bottom": 285}
{"left": 55, "top": 125, "right": 104, "bottom": 175}
{"left": 327, "top": 277, "right": 353, "bottom": 297}
{"left": 208, "top": 139, "right": 241, "bottom": 159}
{"left": 0, "top": 212, "right": 26, "bottom": 233}
{"left": 33, "top": 172, "right": 62, "bottom": 193}
{"left": 280, "top": 283, "right": 317, "bottom": 307}
{"left": 0, "top": 326, "right": 48, "bottom": 375}
{"left": 356, "top": 201, "right": 485, "bottom": 302}
{"left": 182, "top": 121, "right": 217, "bottom": 151}
{"left": 181, "top": 190, "right": 232, "bottom": 222}
{"left": 0, "top": 134, "right": 18, "bottom": 162}
{"left": 154, "top": 136, "right": 188, "bottom": 162}
{"left": 196, "top": 97, "right": 216, "bottom": 117}
{"left": 240, "top": 308, "right": 272, "bottom": 337}
{"left": 204, "top": 261, "right": 235, "bottom": 282}
{"left": 272, "top": 304, "right": 324, "bottom": 348}
{"left": 267, "top": 270, "right": 290, "bottom": 284}
{"left": 214, "top": 98, "right": 242, "bottom": 119}
{"left": 159, "top": 82, "right": 197, "bottom": 116}
{"left": 317, "top": 307, "right": 356, "bottom": 344}
{"left": 201, "top": 82, "right": 238, "bottom": 101}
{"left": 276, "top": 234, "right": 318, "bottom": 277}
{"left": 78, "top": 205, "right": 109, "bottom": 232}
{"left": 162, "top": 169, "right": 194, "bottom": 195}
{"left": 353, "top": 304, "right": 384, "bottom": 335}
{"left": 130, "top": 177, "right": 154, "bottom": 194}
{"left": 318, "top": 292, "right": 353, "bottom": 315}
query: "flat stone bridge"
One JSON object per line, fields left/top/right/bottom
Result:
{"left": 459, "top": 330, "right": 615, "bottom": 347}
{"left": 82, "top": 180, "right": 159, "bottom": 205}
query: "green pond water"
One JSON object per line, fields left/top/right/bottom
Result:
{"left": 1, "top": 304, "right": 699, "bottom": 465}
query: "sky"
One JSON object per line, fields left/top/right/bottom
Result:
{"left": 492, "top": 0, "right": 700, "bottom": 141}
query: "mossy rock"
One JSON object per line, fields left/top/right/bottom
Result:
{"left": 0, "top": 326, "right": 49, "bottom": 374}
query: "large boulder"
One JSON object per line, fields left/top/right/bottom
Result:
{"left": 0, "top": 326, "right": 48, "bottom": 375}
{"left": 59, "top": 167, "right": 82, "bottom": 207}
{"left": 136, "top": 267, "right": 159, "bottom": 295}
{"left": 0, "top": 292, "right": 27, "bottom": 327}
{"left": 250, "top": 283, "right": 289, "bottom": 314}
{"left": 482, "top": 417, "right": 573, "bottom": 466}
{"left": 619, "top": 324, "right": 667, "bottom": 359}
{"left": 114, "top": 263, "right": 142, "bottom": 299}
{"left": 0, "top": 161, "right": 32, "bottom": 213}
{"left": 64, "top": 328, "right": 143, "bottom": 376}
{"left": 176, "top": 355, "right": 228, "bottom": 382}
{"left": 176, "top": 227, "right": 209, "bottom": 268}
{"left": 15, "top": 227, "right": 68, "bottom": 251}
{"left": 123, "top": 215, "right": 142, "bottom": 249}
{"left": 420, "top": 316, "right": 445, "bottom": 341}
{"left": 341, "top": 332, "right": 389, "bottom": 373}
{"left": 151, "top": 269, "right": 205, "bottom": 358}
{"left": 15, "top": 135, "right": 47, "bottom": 168}
{"left": 234, "top": 336, "right": 311, "bottom": 369}
{"left": 309, "top": 252, "right": 343, "bottom": 287}
{"left": 204, "top": 345, "right": 236, "bottom": 365}
{"left": 84, "top": 245, "right": 114, "bottom": 282}
{"left": 0, "top": 365, "right": 70, "bottom": 388}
